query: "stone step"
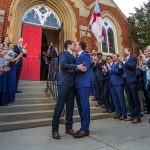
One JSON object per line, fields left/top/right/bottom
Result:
{"left": 14, "top": 97, "right": 55, "bottom": 105}
{"left": 16, "top": 92, "right": 52, "bottom": 98}
{"left": 19, "top": 87, "right": 47, "bottom": 93}
{"left": 18, "top": 81, "right": 51, "bottom": 88}
{"left": 0, "top": 103, "right": 56, "bottom": 113}
{"left": 0, "top": 113, "right": 114, "bottom": 132}
{"left": 0, "top": 107, "right": 104, "bottom": 122}
{"left": 0, "top": 101, "right": 98, "bottom": 113}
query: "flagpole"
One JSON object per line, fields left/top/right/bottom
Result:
{"left": 85, "top": 0, "right": 99, "bottom": 35}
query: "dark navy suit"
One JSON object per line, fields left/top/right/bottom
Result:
{"left": 89, "top": 56, "right": 96, "bottom": 97}
{"left": 94, "top": 60, "right": 106, "bottom": 104}
{"left": 110, "top": 62, "right": 127, "bottom": 117}
{"left": 52, "top": 51, "right": 77, "bottom": 132}
{"left": 75, "top": 51, "right": 91, "bottom": 132}
{"left": 14, "top": 44, "right": 26, "bottom": 90}
{"left": 124, "top": 56, "right": 141, "bottom": 118}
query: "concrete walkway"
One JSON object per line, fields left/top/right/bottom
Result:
{"left": 0, "top": 115, "right": 150, "bottom": 150}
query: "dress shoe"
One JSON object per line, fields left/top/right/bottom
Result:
{"left": 131, "top": 118, "right": 141, "bottom": 124}
{"left": 124, "top": 117, "right": 134, "bottom": 121}
{"left": 52, "top": 131, "right": 61, "bottom": 140}
{"left": 118, "top": 116, "right": 127, "bottom": 121}
{"left": 66, "top": 129, "right": 76, "bottom": 135}
{"left": 75, "top": 130, "right": 81, "bottom": 134}
{"left": 16, "top": 90, "right": 23, "bottom": 93}
{"left": 113, "top": 115, "right": 121, "bottom": 119}
{"left": 73, "top": 131, "right": 89, "bottom": 138}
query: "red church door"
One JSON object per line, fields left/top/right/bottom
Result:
{"left": 20, "top": 24, "right": 42, "bottom": 80}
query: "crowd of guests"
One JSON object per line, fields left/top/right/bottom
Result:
{"left": 0, "top": 36, "right": 26, "bottom": 106}
{"left": 51, "top": 40, "right": 150, "bottom": 140}
{"left": 88, "top": 45, "right": 150, "bottom": 124}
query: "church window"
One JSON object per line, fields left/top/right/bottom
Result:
{"left": 102, "top": 18, "right": 118, "bottom": 54}
{"left": 22, "top": 5, "right": 61, "bottom": 28}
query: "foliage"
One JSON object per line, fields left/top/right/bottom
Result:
{"left": 128, "top": 0, "right": 150, "bottom": 48}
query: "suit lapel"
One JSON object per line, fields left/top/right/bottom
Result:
{"left": 66, "top": 51, "right": 75, "bottom": 62}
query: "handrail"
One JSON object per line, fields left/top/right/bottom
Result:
{"left": 45, "top": 58, "right": 59, "bottom": 100}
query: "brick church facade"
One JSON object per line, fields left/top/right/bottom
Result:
{"left": 0, "top": 0, "right": 133, "bottom": 80}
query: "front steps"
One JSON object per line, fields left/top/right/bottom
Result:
{"left": 0, "top": 81, "right": 113, "bottom": 131}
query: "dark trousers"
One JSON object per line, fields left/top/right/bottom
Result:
{"left": 52, "top": 86, "right": 75, "bottom": 132}
{"left": 95, "top": 79, "right": 104, "bottom": 104}
{"left": 125, "top": 83, "right": 141, "bottom": 118}
{"left": 104, "top": 80, "right": 114, "bottom": 111}
{"left": 41, "top": 64, "right": 49, "bottom": 80}
{"left": 76, "top": 87, "right": 90, "bottom": 131}
{"left": 142, "top": 72, "right": 150, "bottom": 112}
{"left": 143, "top": 89, "right": 150, "bottom": 112}
{"left": 111, "top": 85, "right": 127, "bottom": 116}
{"left": 16, "top": 65, "right": 22, "bottom": 91}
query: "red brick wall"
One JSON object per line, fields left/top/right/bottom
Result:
{"left": 0, "top": 0, "right": 132, "bottom": 51}
{"left": 68, "top": 1, "right": 132, "bottom": 51}
{"left": 82, "top": 0, "right": 95, "bottom": 7}
{"left": 0, "top": 0, "right": 12, "bottom": 37}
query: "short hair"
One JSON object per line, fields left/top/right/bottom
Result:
{"left": 64, "top": 40, "right": 74, "bottom": 50}
{"left": 97, "top": 53, "right": 103, "bottom": 57}
{"left": 113, "top": 53, "right": 119, "bottom": 57}
{"left": 8, "top": 42, "right": 13, "bottom": 46}
{"left": 78, "top": 41, "right": 86, "bottom": 50}
{"left": 125, "top": 48, "right": 132, "bottom": 52}
{"left": 106, "top": 55, "right": 112, "bottom": 59}
{"left": 2, "top": 35, "right": 9, "bottom": 43}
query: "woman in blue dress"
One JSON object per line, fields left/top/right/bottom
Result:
{"left": 6, "top": 42, "right": 23, "bottom": 104}
{"left": 0, "top": 42, "right": 6, "bottom": 105}
{"left": 0, "top": 42, "right": 23, "bottom": 105}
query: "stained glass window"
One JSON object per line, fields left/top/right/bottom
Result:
{"left": 22, "top": 5, "right": 61, "bottom": 28}
{"left": 102, "top": 18, "right": 118, "bottom": 54}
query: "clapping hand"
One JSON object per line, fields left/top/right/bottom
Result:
{"left": 118, "top": 57, "right": 124, "bottom": 64}
{"left": 23, "top": 43, "right": 27, "bottom": 49}
{"left": 0, "top": 67, "right": 3, "bottom": 73}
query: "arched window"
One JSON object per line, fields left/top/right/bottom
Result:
{"left": 102, "top": 18, "right": 118, "bottom": 54}
{"left": 22, "top": 5, "right": 61, "bottom": 28}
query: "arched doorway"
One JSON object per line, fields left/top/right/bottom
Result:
{"left": 20, "top": 5, "right": 62, "bottom": 80}
{"left": 7, "top": 0, "right": 77, "bottom": 43}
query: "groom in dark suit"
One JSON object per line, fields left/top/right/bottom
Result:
{"left": 52, "top": 40, "right": 87, "bottom": 140}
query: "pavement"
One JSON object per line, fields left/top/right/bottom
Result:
{"left": 0, "top": 115, "right": 150, "bottom": 150}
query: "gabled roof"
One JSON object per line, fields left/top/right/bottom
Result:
{"left": 80, "top": 0, "right": 127, "bottom": 20}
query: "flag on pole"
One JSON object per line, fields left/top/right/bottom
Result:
{"left": 90, "top": 0, "right": 104, "bottom": 42}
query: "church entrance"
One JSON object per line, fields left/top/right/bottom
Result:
{"left": 40, "top": 28, "right": 59, "bottom": 81}
{"left": 20, "top": 5, "right": 62, "bottom": 81}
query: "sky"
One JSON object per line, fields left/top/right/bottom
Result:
{"left": 113, "top": 0, "right": 149, "bottom": 17}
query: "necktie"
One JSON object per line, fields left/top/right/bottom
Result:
{"left": 76, "top": 54, "right": 79, "bottom": 59}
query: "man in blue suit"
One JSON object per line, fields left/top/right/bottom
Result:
{"left": 122, "top": 48, "right": 141, "bottom": 123}
{"left": 73, "top": 41, "right": 91, "bottom": 138}
{"left": 52, "top": 40, "right": 87, "bottom": 139}
{"left": 109, "top": 54, "right": 127, "bottom": 120}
